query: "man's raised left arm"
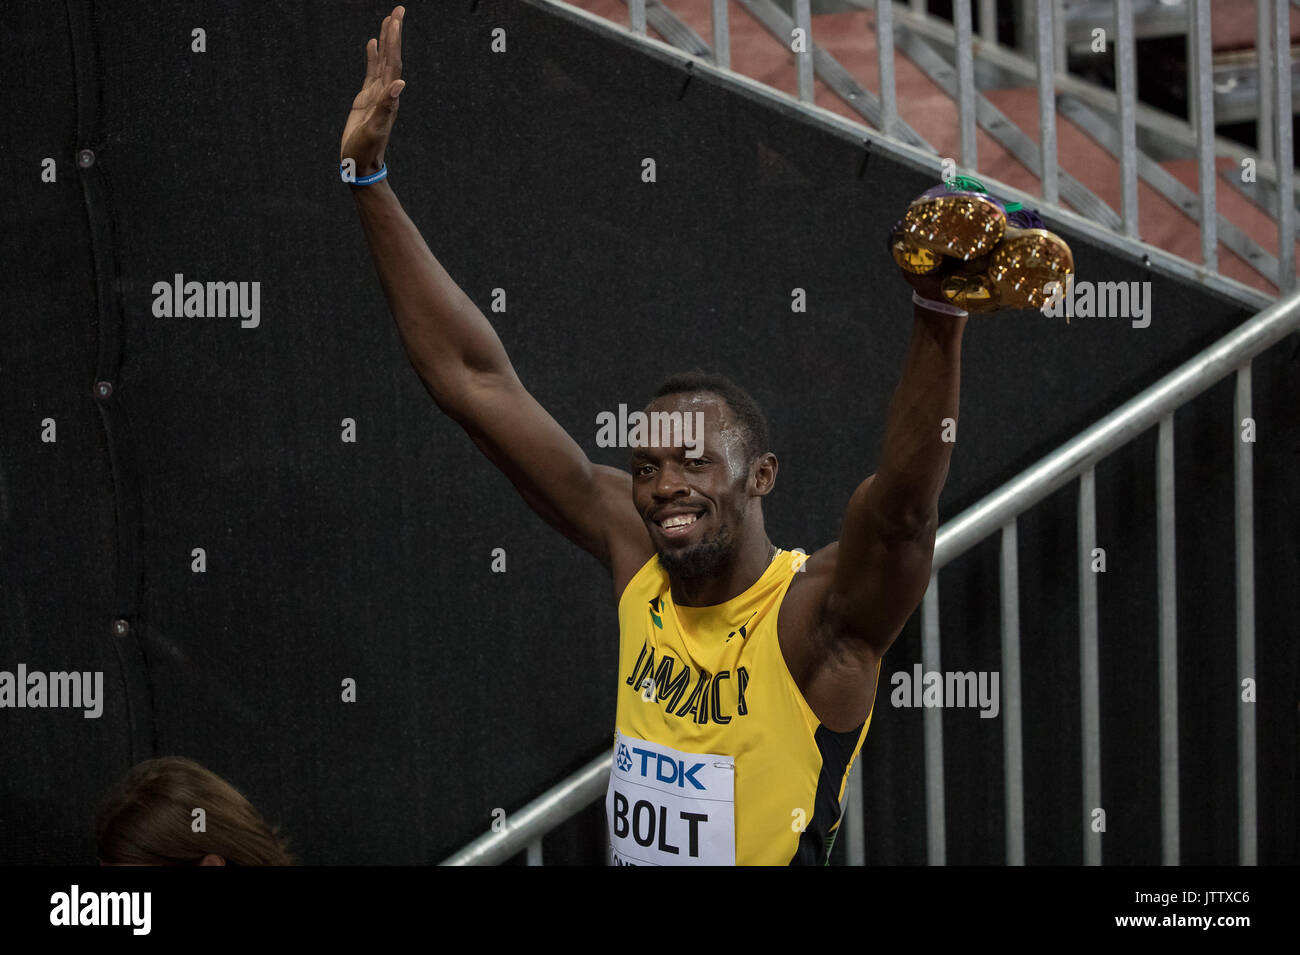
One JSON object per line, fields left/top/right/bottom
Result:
{"left": 823, "top": 297, "right": 967, "bottom": 658}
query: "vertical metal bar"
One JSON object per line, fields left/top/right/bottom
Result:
{"left": 979, "top": 0, "right": 998, "bottom": 43}
{"left": 711, "top": 0, "right": 731, "bottom": 71}
{"left": 1015, "top": 0, "right": 1034, "bottom": 54}
{"left": 877, "top": 0, "right": 899, "bottom": 139}
{"left": 1274, "top": 0, "right": 1295, "bottom": 293}
{"left": 1036, "top": 0, "right": 1059, "bottom": 206}
{"left": 526, "top": 839, "right": 543, "bottom": 866}
{"left": 1187, "top": 0, "right": 1199, "bottom": 133}
{"left": 1193, "top": 0, "right": 1218, "bottom": 271}
{"left": 1001, "top": 520, "right": 1026, "bottom": 866}
{"left": 1078, "top": 467, "right": 1102, "bottom": 866}
{"left": 1157, "top": 414, "right": 1180, "bottom": 866}
{"left": 1257, "top": 0, "right": 1274, "bottom": 165}
{"left": 955, "top": 0, "right": 977, "bottom": 170}
{"left": 629, "top": 0, "right": 646, "bottom": 36}
{"left": 1116, "top": 0, "right": 1140, "bottom": 237}
{"left": 794, "top": 0, "right": 814, "bottom": 104}
{"left": 911, "top": 0, "right": 927, "bottom": 13}
{"left": 921, "top": 575, "right": 946, "bottom": 866}
{"left": 1234, "top": 365, "right": 1258, "bottom": 865}
{"left": 845, "top": 764, "right": 865, "bottom": 866}
{"left": 1053, "top": 0, "right": 1067, "bottom": 74}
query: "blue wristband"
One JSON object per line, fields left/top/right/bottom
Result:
{"left": 342, "top": 161, "right": 388, "bottom": 186}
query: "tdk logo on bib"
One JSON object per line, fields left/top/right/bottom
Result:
{"left": 630, "top": 747, "right": 706, "bottom": 790}
{"left": 606, "top": 731, "right": 736, "bottom": 865}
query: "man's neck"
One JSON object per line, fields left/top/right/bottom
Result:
{"left": 669, "top": 539, "right": 777, "bottom": 608}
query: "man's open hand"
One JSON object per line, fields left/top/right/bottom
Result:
{"left": 340, "top": 6, "right": 406, "bottom": 179}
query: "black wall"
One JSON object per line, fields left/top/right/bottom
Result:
{"left": 1, "top": 0, "right": 1295, "bottom": 864}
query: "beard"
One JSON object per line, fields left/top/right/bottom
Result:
{"left": 656, "top": 520, "right": 737, "bottom": 580}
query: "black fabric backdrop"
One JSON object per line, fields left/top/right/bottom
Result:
{"left": 0, "top": 0, "right": 1295, "bottom": 864}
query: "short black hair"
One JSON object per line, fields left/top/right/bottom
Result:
{"left": 651, "top": 370, "right": 771, "bottom": 462}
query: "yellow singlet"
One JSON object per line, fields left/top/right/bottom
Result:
{"left": 606, "top": 548, "right": 876, "bottom": 866}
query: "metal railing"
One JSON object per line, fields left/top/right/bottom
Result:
{"left": 611, "top": 0, "right": 1297, "bottom": 296}
{"left": 443, "top": 753, "right": 609, "bottom": 866}
{"left": 444, "top": 285, "right": 1300, "bottom": 865}
{"left": 904, "top": 290, "right": 1300, "bottom": 869}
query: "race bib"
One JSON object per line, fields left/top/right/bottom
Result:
{"left": 606, "top": 731, "right": 735, "bottom": 866}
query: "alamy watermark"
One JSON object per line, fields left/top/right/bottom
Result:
{"left": 151, "top": 273, "right": 260, "bottom": 328}
{"left": 1040, "top": 276, "right": 1152, "bottom": 328}
{"left": 890, "top": 665, "right": 1000, "bottom": 718}
{"left": 0, "top": 665, "right": 103, "bottom": 718}
{"left": 596, "top": 405, "right": 705, "bottom": 457}
{"left": 50, "top": 885, "right": 150, "bottom": 935}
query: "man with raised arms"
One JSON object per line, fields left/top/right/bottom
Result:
{"left": 341, "top": 6, "right": 1071, "bottom": 865}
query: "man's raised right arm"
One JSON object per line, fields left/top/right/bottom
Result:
{"left": 353, "top": 179, "right": 646, "bottom": 565}
{"left": 341, "top": 8, "right": 650, "bottom": 575}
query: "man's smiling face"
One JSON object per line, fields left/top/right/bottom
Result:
{"left": 630, "top": 392, "right": 755, "bottom": 581}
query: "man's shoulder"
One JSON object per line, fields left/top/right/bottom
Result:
{"left": 783, "top": 541, "right": 838, "bottom": 601}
